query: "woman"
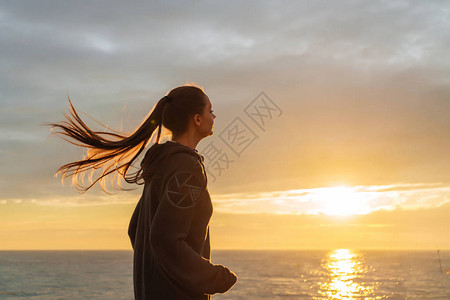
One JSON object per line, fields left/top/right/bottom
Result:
{"left": 48, "top": 85, "right": 238, "bottom": 299}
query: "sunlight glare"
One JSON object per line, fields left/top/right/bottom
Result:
{"left": 313, "top": 186, "right": 371, "bottom": 216}
{"left": 318, "top": 249, "right": 377, "bottom": 299}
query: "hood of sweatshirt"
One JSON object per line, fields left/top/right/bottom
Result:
{"left": 140, "top": 140, "right": 205, "bottom": 182}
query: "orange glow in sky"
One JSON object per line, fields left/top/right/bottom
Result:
{"left": 1, "top": 0, "right": 450, "bottom": 251}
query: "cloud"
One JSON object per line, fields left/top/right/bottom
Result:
{"left": 211, "top": 183, "right": 450, "bottom": 215}
{"left": 0, "top": 0, "right": 449, "bottom": 203}
{"left": 4, "top": 182, "right": 448, "bottom": 220}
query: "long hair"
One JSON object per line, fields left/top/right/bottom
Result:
{"left": 46, "top": 85, "right": 207, "bottom": 193}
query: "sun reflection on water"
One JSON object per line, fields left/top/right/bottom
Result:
{"left": 318, "top": 249, "right": 379, "bottom": 299}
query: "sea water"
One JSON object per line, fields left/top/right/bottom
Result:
{"left": 0, "top": 250, "right": 449, "bottom": 299}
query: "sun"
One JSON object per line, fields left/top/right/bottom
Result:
{"left": 313, "top": 186, "right": 371, "bottom": 216}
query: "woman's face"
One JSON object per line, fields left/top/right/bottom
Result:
{"left": 198, "top": 95, "right": 216, "bottom": 138}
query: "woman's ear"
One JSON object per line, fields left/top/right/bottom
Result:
{"left": 193, "top": 113, "right": 201, "bottom": 126}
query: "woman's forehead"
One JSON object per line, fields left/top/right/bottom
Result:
{"left": 205, "top": 96, "right": 212, "bottom": 107}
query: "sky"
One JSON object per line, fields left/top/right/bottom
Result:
{"left": 1, "top": 0, "right": 449, "bottom": 250}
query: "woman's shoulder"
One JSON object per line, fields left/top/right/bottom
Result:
{"left": 166, "top": 152, "right": 206, "bottom": 183}
{"left": 161, "top": 153, "right": 208, "bottom": 208}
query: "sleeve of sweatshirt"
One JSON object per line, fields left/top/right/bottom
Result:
{"left": 127, "top": 195, "right": 141, "bottom": 250}
{"left": 149, "top": 153, "right": 237, "bottom": 296}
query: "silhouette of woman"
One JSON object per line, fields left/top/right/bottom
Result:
{"left": 48, "top": 85, "right": 237, "bottom": 299}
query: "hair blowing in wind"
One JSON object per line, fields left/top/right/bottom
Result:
{"left": 46, "top": 85, "right": 207, "bottom": 193}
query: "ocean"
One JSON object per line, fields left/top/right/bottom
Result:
{"left": 0, "top": 250, "right": 449, "bottom": 299}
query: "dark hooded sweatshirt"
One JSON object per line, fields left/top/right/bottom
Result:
{"left": 128, "top": 141, "right": 237, "bottom": 299}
